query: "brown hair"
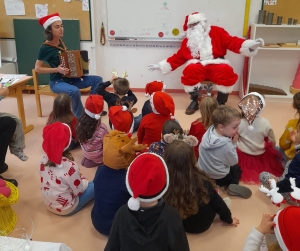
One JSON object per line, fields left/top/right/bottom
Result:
{"left": 198, "top": 97, "right": 219, "bottom": 129}
{"left": 293, "top": 92, "right": 300, "bottom": 125}
{"left": 162, "top": 120, "right": 183, "bottom": 135}
{"left": 113, "top": 78, "right": 130, "bottom": 95}
{"left": 212, "top": 105, "right": 242, "bottom": 128}
{"left": 76, "top": 114, "right": 101, "bottom": 143}
{"left": 45, "top": 150, "right": 74, "bottom": 167}
{"left": 47, "top": 93, "right": 74, "bottom": 129}
{"left": 268, "top": 242, "right": 282, "bottom": 251}
{"left": 44, "top": 25, "right": 53, "bottom": 41}
{"left": 163, "top": 140, "right": 214, "bottom": 219}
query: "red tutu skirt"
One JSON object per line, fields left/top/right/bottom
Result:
{"left": 237, "top": 141, "right": 284, "bottom": 184}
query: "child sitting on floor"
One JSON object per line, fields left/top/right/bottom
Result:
{"left": 188, "top": 96, "right": 219, "bottom": 159}
{"left": 278, "top": 92, "right": 300, "bottom": 165}
{"left": 199, "top": 105, "right": 252, "bottom": 199}
{"left": 138, "top": 91, "right": 175, "bottom": 146}
{"left": 243, "top": 206, "right": 300, "bottom": 251}
{"left": 259, "top": 122, "right": 300, "bottom": 206}
{"left": 105, "top": 153, "right": 190, "bottom": 251}
{"left": 237, "top": 92, "right": 283, "bottom": 184}
{"left": 40, "top": 122, "right": 94, "bottom": 215}
{"left": 142, "top": 80, "right": 165, "bottom": 117}
{"left": 76, "top": 95, "right": 108, "bottom": 168}
{"left": 91, "top": 105, "right": 147, "bottom": 236}
{"left": 47, "top": 93, "right": 79, "bottom": 150}
{"left": 97, "top": 73, "right": 141, "bottom": 131}
{"left": 148, "top": 119, "right": 183, "bottom": 157}
{"left": 164, "top": 140, "right": 238, "bottom": 234}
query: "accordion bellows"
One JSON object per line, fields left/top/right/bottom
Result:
{"left": 59, "top": 50, "right": 89, "bottom": 78}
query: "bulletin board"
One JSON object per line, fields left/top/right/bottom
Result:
{"left": 0, "top": 0, "right": 91, "bottom": 41}
{"left": 106, "top": 0, "right": 247, "bottom": 41}
{"left": 263, "top": 0, "right": 300, "bottom": 24}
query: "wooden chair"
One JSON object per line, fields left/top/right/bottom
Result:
{"left": 32, "top": 69, "right": 91, "bottom": 117}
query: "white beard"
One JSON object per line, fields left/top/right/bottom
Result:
{"left": 186, "top": 21, "right": 212, "bottom": 60}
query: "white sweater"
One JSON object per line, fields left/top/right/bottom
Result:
{"left": 238, "top": 117, "right": 276, "bottom": 155}
{"left": 243, "top": 227, "right": 264, "bottom": 251}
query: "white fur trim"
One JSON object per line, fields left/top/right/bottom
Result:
{"left": 145, "top": 93, "right": 150, "bottom": 97}
{"left": 85, "top": 108, "right": 101, "bottom": 119}
{"left": 150, "top": 93, "right": 159, "bottom": 114}
{"left": 62, "top": 123, "right": 72, "bottom": 151}
{"left": 125, "top": 153, "right": 170, "bottom": 205}
{"left": 158, "top": 60, "right": 172, "bottom": 74}
{"left": 215, "top": 84, "right": 235, "bottom": 94}
{"left": 95, "top": 114, "right": 101, "bottom": 120}
{"left": 240, "top": 40, "right": 258, "bottom": 57}
{"left": 43, "top": 16, "right": 62, "bottom": 29}
{"left": 242, "top": 92, "right": 266, "bottom": 115}
{"left": 187, "top": 13, "right": 207, "bottom": 25}
{"left": 170, "top": 115, "right": 175, "bottom": 119}
{"left": 162, "top": 84, "right": 166, "bottom": 91}
{"left": 273, "top": 211, "right": 289, "bottom": 251}
{"left": 185, "top": 58, "right": 231, "bottom": 68}
{"left": 183, "top": 83, "right": 201, "bottom": 93}
{"left": 248, "top": 125, "right": 254, "bottom": 131}
{"left": 122, "top": 106, "right": 127, "bottom": 111}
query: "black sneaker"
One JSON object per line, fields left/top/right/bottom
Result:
{"left": 68, "top": 140, "right": 80, "bottom": 151}
{"left": 0, "top": 176, "right": 18, "bottom": 187}
{"left": 0, "top": 163, "right": 8, "bottom": 174}
{"left": 101, "top": 111, "right": 107, "bottom": 116}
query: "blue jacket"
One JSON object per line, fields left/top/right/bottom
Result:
{"left": 91, "top": 165, "right": 130, "bottom": 236}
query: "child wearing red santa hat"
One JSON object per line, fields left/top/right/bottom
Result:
{"left": 104, "top": 153, "right": 190, "bottom": 251}
{"left": 237, "top": 92, "right": 283, "bottom": 184}
{"left": 76, "top": 95, "right": 108, "bottom": 168}
{"left": 243, "top": 206, "right": 300, "bottom": 251}
{"left": 40, "top": 122, "right": 94, "bottom": 216}
{"left": 142, "top": 80, "right": 166, "bottom": 117}
{"left": 138, "top": 91, "right": 175, "bottom": 146}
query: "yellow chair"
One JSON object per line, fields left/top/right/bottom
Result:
{"left": 32, "top": 69, "right": 91, "bottom": 117}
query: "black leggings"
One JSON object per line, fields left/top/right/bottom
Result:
{"left": 214, "top": 164, "right": 242, "bottom": 187}
{"left": 0, "top": 116, "right": 17, "bottom": 166}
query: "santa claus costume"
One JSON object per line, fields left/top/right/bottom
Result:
{"left": 149, "top": 12, "right": 264, "bottom": 114}
{"left": 237, "top": 92, "right": 283, "bottom": 184}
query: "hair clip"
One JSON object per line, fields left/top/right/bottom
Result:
{"left": 111, "top": 69, "right": 128, "bottom": 78}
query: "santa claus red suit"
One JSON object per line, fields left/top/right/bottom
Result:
{"left": 148, "top": 12, "right": 264, "bottom": 115}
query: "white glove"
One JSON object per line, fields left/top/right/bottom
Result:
{"left": 148, "top": 64, "right": 160, "bottom": 72}
{"left": 249, "top": 38, "right": 265, "bottom": 51}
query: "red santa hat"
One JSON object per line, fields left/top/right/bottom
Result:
{"left": 84, "top": 95, "right": 104, "bottom": 120}
{"left": 238, "top": 92, "right": 265, "bottom": 131}
{"left": 38, "top": 13, "right": 62, "bottom": 29}
{"left": 145, "top": 80, "right": 166, "bottom": 97}
{"left": 126, "top": 153, "right": 169, "bottom": 211}
{"left": 109, "top": 106, "right": 134, "bottom": 133}
{"left": 150, "top": 91, "right": 175, "bottom": 119}
{"left": 273, "top": 206, "right": 300, "bottom": 251}
{"left": 42, "top": 122, "right": 72, "bottom": 167}
{"left": 183, "top": 12, "right": 208, "bottom": 31}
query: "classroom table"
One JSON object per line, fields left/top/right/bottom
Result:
{"left": 0, "top": 74, "right": 34, "bottom": 134}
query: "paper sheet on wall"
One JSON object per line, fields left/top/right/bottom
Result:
{"left": 82, "top": 0, "right": 89, "bottom": 11}
{"left": 35, "top": 4, "right": 48, "bottom": 18}
{"left": 264, "top": 0, "right": 277, "bottom": 5}
{"left": 4, "top": 0, "right": 25, "bottom": 15}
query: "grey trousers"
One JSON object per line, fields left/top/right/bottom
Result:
{"left": 0, "top": 112, "right": 26, "bottom": 154}
{"left": 259, "top": 160, "right": 300, "bottom": 206}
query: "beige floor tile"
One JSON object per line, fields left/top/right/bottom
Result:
{"left": 0, "top": 91, "right": 294, "bottom": 251}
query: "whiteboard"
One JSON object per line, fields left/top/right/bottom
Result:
{"left": 106, "top": 0, "right": 247, "bottom": 41}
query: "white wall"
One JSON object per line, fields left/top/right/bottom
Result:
{"left": 0, "top": 0, "right": 262, "bottom": 91}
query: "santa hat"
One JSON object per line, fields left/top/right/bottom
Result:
{"left": 150, "top": 91, "right": 175, "bottom": 119}
{"left": 38, "top": 13, "right": 62, "bottom": 29}
{"left": 145, "top": 80, "right": 166, "bottom": 97}
{"left": 126, "top": 153, "right": 169, "bottom": 211}
{"left": 183, "top": 12, "right": 207, "bottom": 31}
{"left": 238, "top": 92, "right": 265, "bottom": 131}
{"left": 42, "top": 122, "right": 72, "bottom": 167}
{"left": 109, "top": 106, "right": 134, "bottom": 133}
{"left": 84, "top": 95, "right": 104, "bottom": 120}
{"left": 273, "top": 206, "right": 300, "bottom": 251}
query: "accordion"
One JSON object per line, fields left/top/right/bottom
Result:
{"left": 59, "top": 50, "right": 89, "bottom": 78}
